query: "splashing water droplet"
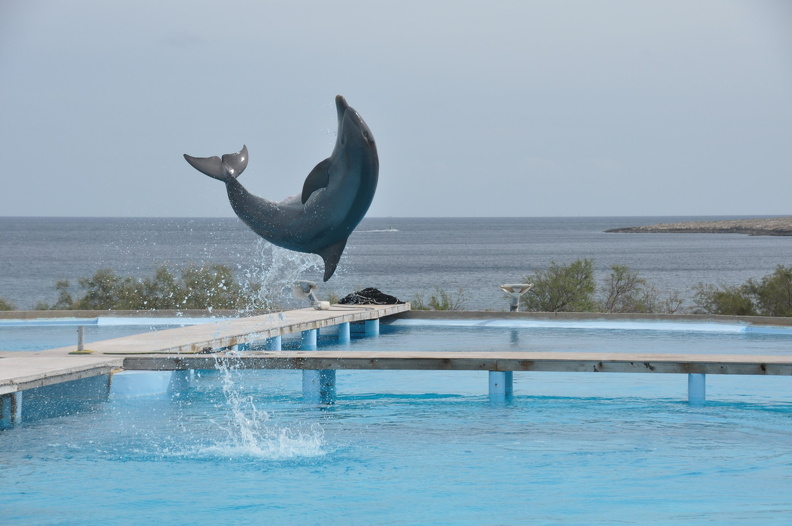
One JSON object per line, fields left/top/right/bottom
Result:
{"left": 238, "top": 239, "right": 323, "bottom": 310}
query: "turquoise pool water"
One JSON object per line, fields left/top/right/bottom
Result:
{"left": 2, "top": 318, "right": 791, "bottom": 524}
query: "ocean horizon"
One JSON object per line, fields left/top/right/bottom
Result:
{"left": 2, "top": 215, "right": 791, "bottom": 311}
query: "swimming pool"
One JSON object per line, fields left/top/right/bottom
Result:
{"left": 2, "top": 316, "right": 791, "bottom": 524}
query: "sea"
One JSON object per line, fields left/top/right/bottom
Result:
{"left": 1, "top": 215, "right": 791, "bottom": 311}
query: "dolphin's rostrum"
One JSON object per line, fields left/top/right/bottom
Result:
{"left": 184, "top": 95, "right": 379, "bottom": 281}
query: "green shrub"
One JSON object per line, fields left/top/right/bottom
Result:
{"left": 746, "top": 265, "right": 792, "bottom": 317}
{"left": 0, "top": 297, "right": 15, "bottom": 311}
{"left": 521, "top": 259, "right": 596, "bottom": 312}
{"left": 411, "top": 288, "right": 468, "bottom": 310}
{"left": 40, "top": 264, "right": 262, "bottom": 311}
{"left": 692, "top": 283, "right": 757, "bottom": 316}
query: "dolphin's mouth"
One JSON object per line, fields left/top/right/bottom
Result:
{"left": 336, "top": 95, "right": 349, "bottom": 120}
{"left": 336, "top": 94, "right": 374, "bottom": 146}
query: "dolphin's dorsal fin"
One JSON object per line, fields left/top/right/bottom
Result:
{"left": 301, "top": 158, "right": 331, "bottom": 204}
{"left": 317, "top": 237, "right": 348, "bottom": 281}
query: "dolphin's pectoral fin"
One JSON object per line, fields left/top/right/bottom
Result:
{"left": 184, "top": 145, "right": 248, "bottom": 181}
{"left": 301, "top": 158, "right": 331, "bottom": 204}
{"left": 317, "top": 238, "right": 348, "bottom": 281}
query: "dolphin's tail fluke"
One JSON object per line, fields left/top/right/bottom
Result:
{"left": 184, "top": 145, "right": 249, "bottom": 182}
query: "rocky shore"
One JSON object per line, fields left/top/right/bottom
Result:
{"left": 606, "top": 217, "right": 792, "bottom": 236}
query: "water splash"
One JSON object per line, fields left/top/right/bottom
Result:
{"left": 189, "top": 355, "right": 326, "bottom": 461}
{"left": 238, "top": 239, "right": 323, "bottom": 310}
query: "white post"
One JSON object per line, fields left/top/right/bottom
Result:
{"left": 688, "top": 374, "right": 706, "bottom": 404}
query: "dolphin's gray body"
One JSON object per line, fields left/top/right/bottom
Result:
{"left": 184, "top": 95, "right": 378, "bottom": 281}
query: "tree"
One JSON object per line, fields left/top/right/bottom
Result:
{"left": 692, "top": 283, "right": 756, "bottom": 316}
{"left": 521, "top": 259, "right": 596, "bottom": 312}
{"left": 598, "top": 265, "right": 685, "bottom": 314}
{"left": 601, "top": 264, "right": 649, "bottom": 313}
{"left": 747, "top": 265, "right": 792, "bottom": 317}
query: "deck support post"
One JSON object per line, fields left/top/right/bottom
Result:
{"left": 14, "top": 392, "right": 22, "bottom": 423}
{"left": 302, "top": 370, "right": 336, "bottom": 405}
{"left": 365, "top": 319, "right": 380, "bottom": 337}
{"left": 0, "top": 394, "right": 10, "bottom": 428}
{"left": 265, "top": 335, "right": 282, "bottom": 351}
{"left": 338, "top": 322, "right": 351, "bottom": 344}
{"left": 169, "top": 370, "right": 194, "bottom": 393}
{"left": 488, "top": 371, "right": 513, "bottom": 402}
{"left": 301, "top": 329, "right": 318, "bottom": 350}
{"left": 688, "top": 373, "right": 706, "bottom": 404}
{"left": 1, "top": 392, "right": 21, "bottom": 428}
{"left": 301, "top": 328, "right": 336, "bottom": 404}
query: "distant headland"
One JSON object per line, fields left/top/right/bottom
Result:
{"left": 606, "top": 217, "right": 792, "bottom": 236}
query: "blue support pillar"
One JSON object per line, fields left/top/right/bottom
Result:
{"left": 364, "top": 319, "right": 380, "bottom": 337}
{"left": 1, "top": 395, "right": 11, "bottom": 428}
{"left": 265, "top": 335, "right": 282, "bottom": 351}
{"left": 338, "top": 322, "right": 351, "bottom": 344}
{"left": 301, "top": 329, "right": 318, "bottom": 350}
{"left": 489, "top": 371, "right": 513, "bottom": 402}
{"left": 302, "top": 370, "right": 336, "bottom": 404}
{"left": 301, "top": 328, "right": 336, "bottom": 404}
{"left": 14, "top": 392, "right": 21, "bottom": 423}
{"left": 169, "top": 370, "right": 195, "bottom": 393}
{"left": 688, "top": 374, "right": 706, "bottom": 404}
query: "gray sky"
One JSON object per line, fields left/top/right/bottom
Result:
{"left": 1, "top": 0, "right": 790, "bottom": 218}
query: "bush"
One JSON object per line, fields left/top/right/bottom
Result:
{"left": 411, "top": 288, "right": 468, "bottom": 310}
{"left": 39, "top": 264, "right": 262, "bottom": 311}
{"left": 521, "top": 259, "right": 596, "bottom": 312}
{"left": 747, "top": 265, "right": 792, "bottom": 317}
{"left": 599, "top": 265, "right": 684, "bottom": 314}
{"left": 692, "top": 283, "right": 757, "bottom": 316}
{"left": 693, "top": 265, "right": 792, "bottom": 317}
{"left": 0, "top": 297, "right": 15, "bottom": 311}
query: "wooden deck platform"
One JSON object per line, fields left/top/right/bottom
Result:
{"left": 2, "top": 305, "right": 791, "bottom": 401}
{"left": 123, "top": 351, "right": 792, "bottom": 376}
{"left": 0, "top": 304, "right": 407, "bottom": 395}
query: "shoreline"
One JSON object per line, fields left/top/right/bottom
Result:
{"left": 606, "top": 216, "right": 792, "bottom": 236}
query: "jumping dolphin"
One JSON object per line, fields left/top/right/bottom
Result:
{"left": 184, "top": 95, "right": 379, "bottom": 281}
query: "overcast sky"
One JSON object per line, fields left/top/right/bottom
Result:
{"left": 1, "top": 0, "right": 790, "bottom": 218}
